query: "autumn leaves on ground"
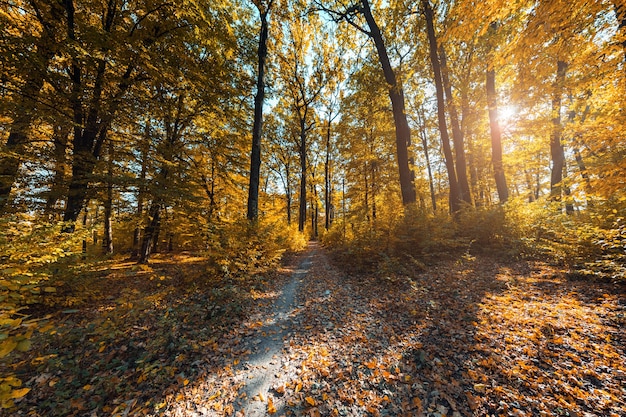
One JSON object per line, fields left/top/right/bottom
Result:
{"left": 3, "top": 240, "right": 624, "bottom": 417}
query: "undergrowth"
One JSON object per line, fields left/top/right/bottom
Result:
{"left": 322, "top": 197, "right": 626, "bottom": 283}
{"left": 0, "top": 215, "right": 306, "bottom": 411}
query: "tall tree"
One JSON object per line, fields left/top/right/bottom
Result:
{"left": 549, "top": 60, "right": 568, "bottom": 205}
{"left": 278, "top": 12, "right": 326, "bottom": 232}
{"left": 247, "top": 0, "right": 274, "bottom": 221}
{"left": 316, "top": 0, "right": 416, "bottom": 205}
{"left": 439, "top": 45, "right": 472, "bottom": 206}
{"left": 485, "top": 23, "right": 509, "bottom": 203}
{"left": 422, "top": 0, "right": 460, "bottom": 213}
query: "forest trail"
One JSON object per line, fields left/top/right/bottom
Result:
{"left": 9, "top": 243, "right": 625, "bottom": 416}
{"left": 164, "top": 242, "right": 625, "bottom": 417}
{"left": 233, "top": 242, "right": 317, "bottom": 416}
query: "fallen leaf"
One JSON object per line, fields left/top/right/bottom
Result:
{"left": 267, "top": 396, "right": 276, "bottom": 414}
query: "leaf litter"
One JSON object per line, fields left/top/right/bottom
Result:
{"left": 2, "top": 244, "right": 625, "bottom": 416}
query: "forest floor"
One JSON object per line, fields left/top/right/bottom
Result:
{"left": 3, "top": 242, "right": 626, "bottom": 416}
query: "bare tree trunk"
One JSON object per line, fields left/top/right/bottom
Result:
{"left": 133, "top": 127, "right": 150, "bottom": 256}
{"left": 486, "top": 68, "right": 509, "bottom": 203}
{"left": 139, "top": 201, "right": 161, "bottom": 264}
{"left": 298, "top": 118, "right": 307, "bottom": 232}
{"left": 45, "top": 125, "right": 71, "bottom": 216}
{"left": 247, "top": 1, "right": 272, "bottom": 221}
{"left": 324, "top": 118, "right": 333, "bottom": 230}
{"left": 364, "top": 161, "right": 369, "bottom": 223}
{"left": 360, "top": 0, "right": 415, "bottom": 205}
{"left": 285, "top": 160, "right": 292, "bottom": 225}
{"left": 439, "top": 45, "right": 472, "bottom": 206}
{"left": 103, "top": 138, "right": 114, "bottom": 254}
{"left": 422, "top": 0, "right": 460, "bottom": 213}
{"left": 417, "top": 107, "right": 437, "bottom": 213}
{"left": 371, "top": 162, "right": 377, "bottom": 222}
{"left": 550, "top": 61, "right": 568, "bottom": 205}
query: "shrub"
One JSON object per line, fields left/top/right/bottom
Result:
{"left": 0, "top": 214, "right": 88, "bottom": 408}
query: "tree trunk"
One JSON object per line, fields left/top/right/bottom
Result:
{"left": 285, "top": 160, "right": 292, "bottom": 225}
{"left": 103, "top": 138, "right": 114, "bottom": 255}
{"left": 360, "top": 0, "right": 416, "bottom": 205}
{"left": 439, "top": 45, "right": 472, "bottom": 206}
{"left": 422, "top": 0, "right": 460, "bottom": 213}
{"left": 45, "top": 125, "right": 71, "bottom": 216}
{"left": 364, "top": 161, "right": 369, "bottom": 223}
{"left": 371, "top": 162, "right": 377, "bottom": 222}
{"left": 417, "top": 107, "right": 437, "bottom": 213}
{"left": 549, "top": 61, "right": 568, "bottom": 204}
{"left": 133, "top": 126, "right": 150, "bottom": 256}
{"left": 486, "top": 68, "right": 509, "bottom": 203}
{"left": 61, "top": 0, "right": 134, "bottom": 228}
{"left": 298, "top": 119, "right": 307, "bottom": 232}
{"left": 247, "top": 3, "right": 271, "bottom": 221}
{"left": 139, "top": 201, "right": 161, "bottom": 264}
{"left": 324, "top": 119, "right": 333, "bottom": 230}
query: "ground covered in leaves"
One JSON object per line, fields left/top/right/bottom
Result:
{"left": 3, "top": 244, "right": 625, "bottom": 416}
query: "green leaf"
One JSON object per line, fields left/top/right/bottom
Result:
{"left": 16, "top": 339, "right": 31, "bottom": 352}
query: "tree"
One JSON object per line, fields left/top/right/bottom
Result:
{"left": 422, "top": 0, "right": 460, "bottom": 213}
{"left": 485, "top": 22, "right": 509, "bottom": 204}
{"left": 277, "top": 10, "right": 326, "bottom": 232}
{"left": 0, "top": 0, "right": 64, "bottom": 212}
{"left": 316, "top": 0, "right": 416, "bottom": 205}
{"left": 439, "top": 44, "right": 472, "bottom": 206}
{"left": 247, "top": 0, "right": 274, "bottom": 221}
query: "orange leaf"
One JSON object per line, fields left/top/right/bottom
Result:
{"left": 305, "top": 396, "right": 316, "bottom": 406}
{"left": 366, "top": 359, "right": 377, "bottom": 369}
{"left": 412, "top": 397, "right": 422, "bottom": 410}
{"left": 267, "top": 396, "right": 276, "bottom": 414}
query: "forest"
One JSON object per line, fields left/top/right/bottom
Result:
{"left": 0, "top": 0, "right": 625, "bottom": 415}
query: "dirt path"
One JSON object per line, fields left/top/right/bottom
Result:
{"left": 232, "top": 243, "right": 317, "bottom": 416}
{"left": 163, "top": 242, "right": 625, "bottom": 417}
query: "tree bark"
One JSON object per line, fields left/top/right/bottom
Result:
{"left": 247, "top": 2, "right": 272, "bottom": 221}
{"left": 133, "top": 125, "right": 150, "bottom": 256}
{"left": 417, "top": 107, "right": 437, "bottom": 213}
{"left": 298, "top": 117, "right": 307, "bottom": 232}
{"left": 422, "top": 0, "right": 460, "bottom": 213}
{"left": 486, "top": 68, "right": 509, "bottom": 203}
{"left": 439, "top": 45, "right": 472, "bottom": 206}
{"left": 103, "top": 138, "right": 114, "bottom": 255}
{"left": 285, "top": 160, "right": 292, "bottom": 225}
{"left": 45, "top": 125, "right": 71, "bottom": 216}
{"left": 62, "top": 0, "right": 133, "bottom": 228}
{"left": 324, "top": 118, "right": 333, "bottom": 230}
{"left": 549, "top": 61, "right": 568, "bottom": 203}
{"left": 360, "top": 0, "right": 416, "bottom": 205}
{"left": 364, "top": 160, "right": 369, "bottom": 223}
{"left": 139, "top": 201, "right": 161, "bottom": 263}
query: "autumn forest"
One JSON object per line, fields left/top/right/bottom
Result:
{"left": 1, "top": 0, "right": 625, "bottom": 415}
